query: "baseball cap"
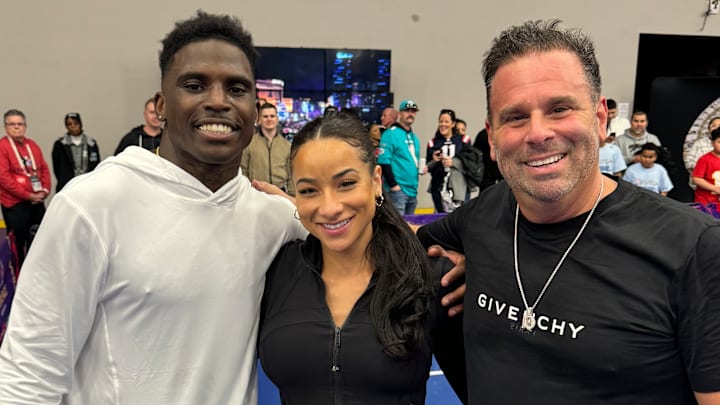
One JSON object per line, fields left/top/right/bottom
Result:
{"left": 65, "top": 112, "right": 82, "bottom": 126}
{"left": 399, "top": 100, "right": 419, "bottom": 112}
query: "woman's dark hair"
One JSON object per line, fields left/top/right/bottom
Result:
{"left": 433, "top": 108, "right": 457, "bottom": 139}
{"left": 291, "top": 111, "right": 433, "bottom": 359}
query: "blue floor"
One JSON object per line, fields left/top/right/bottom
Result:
{"left": 258, "top": 357, "right": 462, "bottom": 405}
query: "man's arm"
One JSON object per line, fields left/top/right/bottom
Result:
{"left": 678, "top": 226, "right": 720, "bottom": 399}
{"left": 695, "top": 392, "right": 720, "bottom": 405}
{"left": 253, "top": 179, "right": 295, "bottom": 205}
{"left": 692, "top": 177, "right": 720, "bottom": 194}
{"left": 380, "top": 164, "right": 400, "bottom": 190}
{"left": 0, "top": 195, "right": 105, "bottom": 403}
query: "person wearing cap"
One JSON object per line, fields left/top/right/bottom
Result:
{"left": 0, "top": 109, "right": 51, "bottom": 267}
{"left": 377, "top": 99, "right": 425, "bottom": 215}
{"left": 51, "top": 113, "right": 101, "bottom": 192}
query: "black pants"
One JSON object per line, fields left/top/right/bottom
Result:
{"left": 2, "top": 201, "right": 45, "bottom": 267}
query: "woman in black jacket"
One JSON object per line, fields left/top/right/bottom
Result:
{"left": 51, "top": 113, "right": 100, "bottom": 192}
{"left": 258, "top": 112, "right": 467, "bottom": 404}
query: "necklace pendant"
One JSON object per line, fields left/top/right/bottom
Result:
{"left": 521, "top": 308, "right": 536, "bottom": 331}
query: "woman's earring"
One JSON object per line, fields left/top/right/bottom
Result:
{"left": 375, "top": 194, "right": 384, "bottom": 208}
{"left": 293, "top": 209, "right": 300, "bottom": 220}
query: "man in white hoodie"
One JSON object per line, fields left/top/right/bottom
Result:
{"left": 0, "top": 11, "right": 307, "bottom": 405}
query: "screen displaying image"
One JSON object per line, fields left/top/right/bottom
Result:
{"left": 325, "top": 49, "right": 391, "bottom": 92}
{"left": 255, "top": 47, "right": 325, "bottom": 91}
{"left": 255, "top": 47, "right": 392, "bottom": 133}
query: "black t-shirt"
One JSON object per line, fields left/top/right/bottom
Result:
{"left": 418, "top": 180, "right": 720, "bottom": 404}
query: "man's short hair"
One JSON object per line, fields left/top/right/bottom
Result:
{"left": 632, "top": 110, "right": 647, "bottom": 119}
{"left": 607, "top": 99, "right": 617, "bottom": 110}
{"left": 482, "top": 19, "right": 601, "bottom": 118}
{"left": 259, "top": 103, "right": 277, "bottom": 113}
{"left": 158, "top": 10, "right": 258, "bottom": 79}
{"left": 3, "top": 109, "right": 25, "bottom": 122}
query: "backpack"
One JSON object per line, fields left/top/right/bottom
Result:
{"left": 455, "top": 146, "right": 485, "bottom": 189}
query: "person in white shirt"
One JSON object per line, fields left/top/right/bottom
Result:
{"left": 0, "top": 11, "right": 309, "bottom": 405}
{"left": 606, "top": 98, "right": 630, "bottom": 139}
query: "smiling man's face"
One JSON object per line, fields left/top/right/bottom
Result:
{"left": 155, "top": 39, "right": 256, "bottom": 174}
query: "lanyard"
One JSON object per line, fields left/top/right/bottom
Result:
{"left": 406, "top": 132, "right": 418, "bottom": 168}
{"left": 8, "top": 137, "right": 37, "bottom": 177}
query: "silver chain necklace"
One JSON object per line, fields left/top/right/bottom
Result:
{"left": 514, "top": 178, "right": 604, "bottom": 332}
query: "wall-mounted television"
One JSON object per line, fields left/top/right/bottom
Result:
{"left": 255, "top": 47, "right": 392, "bottom": 139}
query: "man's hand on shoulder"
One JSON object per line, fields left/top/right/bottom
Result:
{"left": 427, "top": 245, "right": 465, "bottom": 317}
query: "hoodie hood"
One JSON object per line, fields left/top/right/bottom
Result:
{"left": 99, "top": 146, "right": 245, "bottom": 205}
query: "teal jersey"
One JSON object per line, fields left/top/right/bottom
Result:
{"left": 377, "top": 125, "right": 420, "bottom": 197}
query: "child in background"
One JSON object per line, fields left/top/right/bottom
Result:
{"left": 692, "top": 128, "right": 720, "bottom": 205}
{"left": 623, "top": 143, "right": 673, "bottom": 196}
{"left": 598, "top": 132, "right": 626, "bottom": 176}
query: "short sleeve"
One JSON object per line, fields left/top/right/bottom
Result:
{"left": 676, "top": 225, "right": 720, "bottom": 392}
{"left": 417, "top": 200, "right": 474, "bottom": 253}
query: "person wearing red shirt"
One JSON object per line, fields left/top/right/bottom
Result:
{"left": 692, "top": 128, "right": 720, "bottom": 205}
{"left": 0, "top": 109, "right": 51, "bottom": 266}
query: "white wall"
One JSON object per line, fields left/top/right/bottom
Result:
{"left": 1, "top": 0, "right": 719, "bottom": 209}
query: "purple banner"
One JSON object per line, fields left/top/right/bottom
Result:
{"left": 1, "top": 233, "right": 16, "bottom": 344}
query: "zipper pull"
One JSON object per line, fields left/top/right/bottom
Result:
{"left": 331, "top": 327, "right": 341, "bottom": 372}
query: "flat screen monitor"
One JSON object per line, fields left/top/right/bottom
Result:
{"left": 255, "top": 47, "right": 392, "bottom": 129}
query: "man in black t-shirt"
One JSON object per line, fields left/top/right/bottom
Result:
{"left": 418, "top": 19, "right": 720, "bottom": 404}
{"left": 114, "top": 98, "right": 163, "bottom": 155}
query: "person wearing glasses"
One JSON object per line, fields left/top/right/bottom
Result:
{"left": 0, "top": 109, "right": 51, "bottom": 266}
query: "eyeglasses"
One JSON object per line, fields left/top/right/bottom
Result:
{"left": 5, "top": 122, "right": 26, "bottom": 127}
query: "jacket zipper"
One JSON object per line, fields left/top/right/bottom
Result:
{"left": 332, "top": 326, "right": 341, "bottom": 404}
{"left": 266, "top": 138, "right": 273, "bottom": 186}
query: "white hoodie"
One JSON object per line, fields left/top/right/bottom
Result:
{"left": 0, "top": 146, "right": 306, "bottom": 404}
